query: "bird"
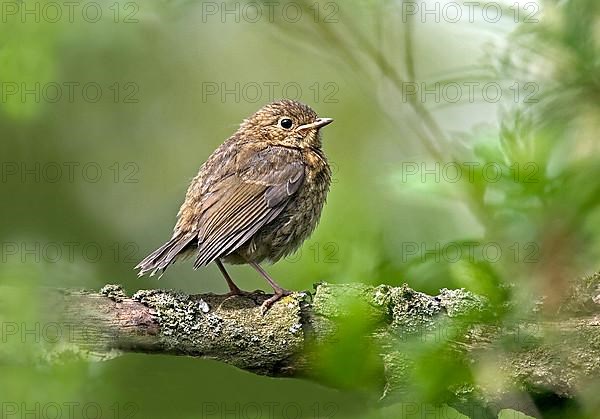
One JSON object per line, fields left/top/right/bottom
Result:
{"left": 135, "top": 100, "right": 333, "bottom": 313}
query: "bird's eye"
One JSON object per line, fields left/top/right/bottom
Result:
{"left": 279, "top": 118, "right": 293, "bottom": 129}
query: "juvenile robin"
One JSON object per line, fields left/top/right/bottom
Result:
{"left": 136, "top": 100, "right": 333, "bottom": 312}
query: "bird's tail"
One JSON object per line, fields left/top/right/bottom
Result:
{"left": 135, "top": 233, "right": 196, "bottom": 278}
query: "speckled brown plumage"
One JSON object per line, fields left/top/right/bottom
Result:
{"left": 136, "top": 100, "right": 333, "bottom": 312}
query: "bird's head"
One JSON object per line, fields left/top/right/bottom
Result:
{"left": 238, "top": 100, "right": 333, "bottom": 149}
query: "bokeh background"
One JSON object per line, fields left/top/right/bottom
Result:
{"left": 2, "top": 0, "right": 600, "bottom": 417}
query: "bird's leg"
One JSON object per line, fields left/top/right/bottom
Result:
{"left": 247, "top": 261, "right": 291, "bottom": 313}
{"left": 215, "top": 259, "right": 248, "bottom": 296}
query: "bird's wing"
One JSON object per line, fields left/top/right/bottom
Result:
{"left": 192, "top": 146, "right": 305, "bottom": 267}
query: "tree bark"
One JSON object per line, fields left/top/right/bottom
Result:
{"left": 31, "top": 276, "right": 600, "bottom": 404}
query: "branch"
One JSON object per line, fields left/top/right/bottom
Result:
{"left": 36, "top": 278, "right": 600, "bottom": 404}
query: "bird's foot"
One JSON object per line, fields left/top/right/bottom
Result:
{"left": 260, "top": 288, "right": 292, "bottom": 315}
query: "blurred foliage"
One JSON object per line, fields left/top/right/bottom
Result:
{"left": 2, "top": 0, "right": 600, "bottom": 417}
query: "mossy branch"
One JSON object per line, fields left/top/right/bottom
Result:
{"left": 36, "top": 277, "right": 600, "bottom": 404}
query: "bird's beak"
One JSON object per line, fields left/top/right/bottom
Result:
{"left": 297, "top": 118, "right": 334, "bottom": 131}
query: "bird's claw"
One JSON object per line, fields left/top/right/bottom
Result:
{"left": 260, "top": 289, "right": 292, "bottom": 315}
